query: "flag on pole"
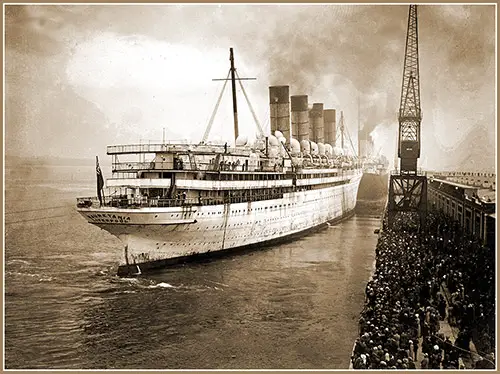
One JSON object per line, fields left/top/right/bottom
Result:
{"left": 96, "top": 156, "right": 104, "bottom": 206}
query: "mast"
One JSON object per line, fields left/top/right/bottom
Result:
{"left": 229, "top": 48, "right": 239, "bottom": 141}
{"left": 206, "top": 48, "right": 256, "bottom": 144}
{"left": 340, "top": 110, "right": 345, "bottom": 151}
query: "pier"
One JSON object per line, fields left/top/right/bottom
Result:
{"left": 350, "top": 195, "right": 495, "bottom": 369}
{"left": 351, "top": 4, "right": 495, "bottom": 370}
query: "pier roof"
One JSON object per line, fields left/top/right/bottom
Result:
{"left": 431, "top": 178, "right": 496, "bottom": 206}
{"left": 432, "top": 178, "right": 477, "bottom": 191}
{"left": 477, "top": 189, "right": 496, "bottom": 203}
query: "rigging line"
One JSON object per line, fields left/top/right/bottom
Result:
{"left": 5, "top": 213, "right": 73, "bottom": 225}
{"left": 235, "top": 70, "right": 264, "bottom": 137}
{"left": 201, "top": 69, "right": 231, "bottom": 144}
{"left": 5, "top": 205, "right": 70, "bottom": 215}
{"left": 261, "top": 107, "right": 271, "bottom": 135}
{"left": 347, "top": 132, "right": 358, "bottom": 158}
{"left": 344, "top": 125, "right": 358, "bottom": 158}
{"left": 335, "top": 131, "right": 342, "bottom": 145}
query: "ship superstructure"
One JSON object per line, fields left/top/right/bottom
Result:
{"left": 76, "top": 49, "right": 362, "bottom": 275}
{"left": 358, "top": 126, "right": 389, "bottom": 176}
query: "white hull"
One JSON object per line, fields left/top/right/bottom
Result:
{"left": 78, "top": 173, "right": 362, "bottom": 270}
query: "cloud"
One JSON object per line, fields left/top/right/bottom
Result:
{"left": 65, "top": 34, "right": 267, "bottom": 145}
{"left": 4, "top": 4, "right": 495, "bottom": 171}
{"left": 66, "top": 33, "right": 227, "bottom": 90}
{"left": 4, "top": 5, "right": 88, "bottom": 56}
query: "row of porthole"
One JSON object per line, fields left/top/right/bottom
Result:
{"left": 189, "top": 215, "right": 319, "bottom": 231}
{"left": 185, "top": 217, "right": 306, "bottom": 231}
{"left": 156, "top": 242, "right": 219, "bottom": 247}
{"left": 225, "top": 231, "right": 283, "bottom": 240}
{"left": 197, "top": 203, "right": 299, "bottom": 216}
{"left": 212, "top": 189, "right": 343, "bottom": 210}
{"left": 196, "top": 194, "right": 339, "bottom": 216}
{"left": 148, "top": 195, "right": 342, "bottom": 222}
{"left": 149, "top": 237, "right": 324, "bottom": 247}
{"left": 154, "top": 231, "right": 288, "bottom": 248}
{"left": 193, "top": 221, "right": 270, "bottom": 230}
{"left": 190, "top": 208, "right": 335, "bottom": 227}
{"left": 158, "top": 214, "right": 192, "bottom": 219}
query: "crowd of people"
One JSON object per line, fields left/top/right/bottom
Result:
{"left": 351, "top": 211, "right": 495, "bottom": 370}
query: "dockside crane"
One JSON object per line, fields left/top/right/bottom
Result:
{"left": 387, "top": 4, "right": 428, "bottom": 229}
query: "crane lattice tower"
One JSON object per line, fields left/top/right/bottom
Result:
{"left": 387, "top": 4, "right": 428, "bottom": 230}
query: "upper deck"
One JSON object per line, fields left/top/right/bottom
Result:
{"left": 107, "top": 141, "right": 361, "bottom": 175}
{"left": 107, "top": 142, "right": 252, "bottom": 156}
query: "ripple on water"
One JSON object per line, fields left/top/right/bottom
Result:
{"left": 6, "top": 185, "right": 380, "bottom": 370}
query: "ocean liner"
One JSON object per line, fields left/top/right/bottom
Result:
{"left": 357, "top": 126, "right": 389, "bottom": 201}
{"left": 76, "top": 48, "right": 362, "bottom": 276}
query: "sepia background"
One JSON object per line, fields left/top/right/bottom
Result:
{"left": 3, "top": 3, "right": 497, "bottom": 370}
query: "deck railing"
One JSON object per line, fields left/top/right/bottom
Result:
{"left": 109, "top": 160, "right": 360, "bottom": 173}
{"left": 77, "top": 196, "right": 198, "bottom": 209}
{"left": 112, "top": 162, "right": 156, "bottom": 172}
{"left": 76, "top": 191, "right": 293, "bottom": 210}
{"left": 107, "top": 143, "right": 182, "bottom": 154}
{"left": 106, "top": 142, "right": 252, "bottom": 155}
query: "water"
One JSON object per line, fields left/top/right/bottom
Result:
{"left": 5, "top": 165, "right": 380, "bottom": 369}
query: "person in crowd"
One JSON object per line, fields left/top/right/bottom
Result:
{"left": 420, "top": 353, "right": 429, "bottom": 369}
{"left": 350, "top": 211, "right": 495, "bottom": 370}
{"left": 438, "top": 293, "right": 447, "bottom": 320}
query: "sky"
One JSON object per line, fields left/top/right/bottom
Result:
{"left": 4, "top": 4, "right": 496, "bottom": 171}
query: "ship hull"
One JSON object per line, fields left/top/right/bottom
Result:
{"left": 78, "top": 173, "right": 362, "bottom": 275}
{"left": 115, "top": 208, "right": 356, "bottom": 276}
